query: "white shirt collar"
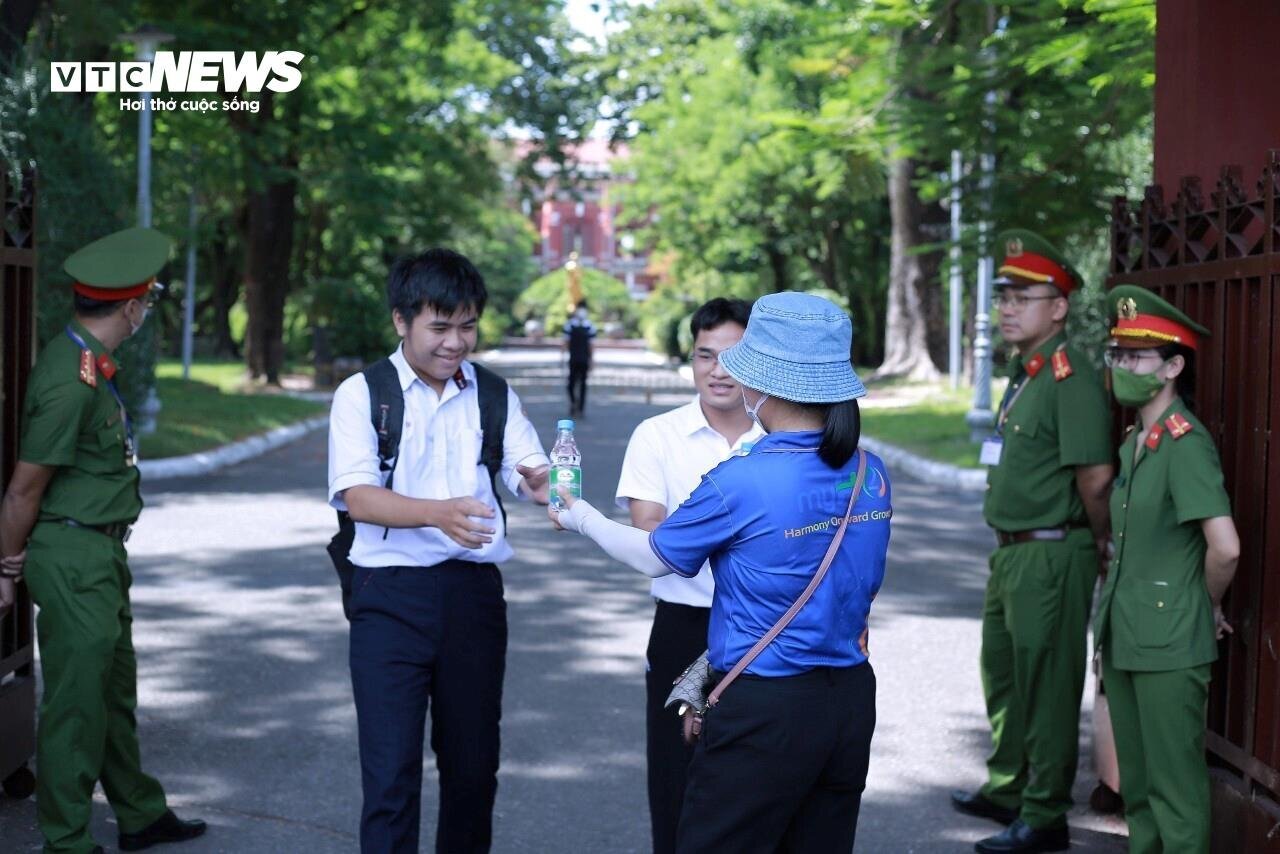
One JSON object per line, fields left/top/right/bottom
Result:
{"left": 389, "top": 344, "right": 475, "bottom": 394}
{"left": 676, "top": 396, "right": 763, "bottom": 443}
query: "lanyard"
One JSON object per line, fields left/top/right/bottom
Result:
{"left": 65, "top": 325, "right": 136, "bottom": 465}
{"left": 995, "top": 371, "right": 1034, "bottom": 435}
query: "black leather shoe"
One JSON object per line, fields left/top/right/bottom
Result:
{"left": 118, "top": 809, "right": 208, "bottom": 851}
{"left": 974, "top": 819, "right": 1070, "bottom": 853}
{"left": 951, "top": 789, "right": 1019, "bottom": 825}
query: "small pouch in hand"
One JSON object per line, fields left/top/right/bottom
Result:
{"left": 665, "top": 651, "right": 713, "bottom": 745}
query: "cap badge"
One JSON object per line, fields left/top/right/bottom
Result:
{"left": 1117, "top": 296, "right": 1138, "bottom": 321}
{"left": 1006, "top": 237, "right": 1023, "bottom": 257}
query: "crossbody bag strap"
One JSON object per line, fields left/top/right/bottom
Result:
{"left": 707, "top": 449, "right": 868, "bottom": 708}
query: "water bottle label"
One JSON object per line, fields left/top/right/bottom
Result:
{"left": 550, "top": 465, "right": 582, "bottom": 510}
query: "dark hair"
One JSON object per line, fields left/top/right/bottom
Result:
{"left": 817, "top": 398, "right": 862, "bottom": 469}
{"left": 386, "top": 248, "right": 487, "bottom": 323}
{"left": 690, "top": 297, "right": 752, "bottom": 340}
{"left": 73, "top": 292, "right": 128, "bottom": 318}
{"left": 574, "top": 299, "right": 589, "bottom": 312}
{"left": 1156, "top": 342, "right": 1197, "bottom": 409}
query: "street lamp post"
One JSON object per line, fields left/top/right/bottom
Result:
{"left": 120, "top": 24, "right": 173, "bottom": 433}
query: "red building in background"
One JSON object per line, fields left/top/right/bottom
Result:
{"left": 513, "top": 138, "right": 659, "bottom": 297}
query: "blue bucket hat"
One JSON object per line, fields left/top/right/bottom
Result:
{"left": 718, "top": 292, "right": 866, "bottom": 404}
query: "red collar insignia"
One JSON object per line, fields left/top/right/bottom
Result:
{"left": 1051, "top": 348, "right": 1073, "bottom": 382}
{"left": 78, "top": 349, "right": 98, "bottom": 388}
{"left": 95, "top": 353, "right": 117, "bottom": 381}
{"left": 1165, "top": 412, "right": 1194, "bottom": 439}
{"left": 1144, "top": 423, "right": 1165, "bottom": 451}
{"left": 1025, "top": 353, "right": 1046, "bottom": 377}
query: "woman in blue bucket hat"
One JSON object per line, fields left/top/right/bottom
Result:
{"left": 551, "top": 292, "right": 892, "bottom": 852}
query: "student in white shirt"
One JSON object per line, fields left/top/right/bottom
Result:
{"left": 327, "top": 249, "right": 550, "bottom": 854}
{"left": 613, "top": 297, "right": 761, "bottom": 854}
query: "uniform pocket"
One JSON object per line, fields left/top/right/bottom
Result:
{"left": 1132, "top": 581, "right": 1184, "bottom": 649}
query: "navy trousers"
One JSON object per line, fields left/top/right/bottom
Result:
{"left": 646, "top": 601, "right": 711, "bottom": 854}
{"left": 349, "top": 561, "right": 507, "bottom": 854}
{"left": 676, "top": 663, "right": 876, "bottom": 854}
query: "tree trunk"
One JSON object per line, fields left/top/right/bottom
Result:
{"left": 0, "top": 0, "right": 41, "bottom": 69}
{"left": 243, "top": 170, "right": 298, "bottom": 384}
{"left": 765, "top": 244, "right": 790, "bottom": 292}
{"left": 208, "top": 223, "right": 241, "bottom": 359}
{"left": 874, "top": 157, "right": 945, "bottom": 381}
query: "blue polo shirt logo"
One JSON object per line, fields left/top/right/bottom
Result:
{"left": 649, "top": 431, "right": 893, "bottom": 677}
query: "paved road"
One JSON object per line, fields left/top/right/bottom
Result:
{"left": 0, "top": 376, "right": 1125, "bottom": 852}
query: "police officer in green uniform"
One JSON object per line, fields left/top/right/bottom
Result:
{"left": 0, "top": 227, "right": 207, "bottom": 854}
{"left": 1095, "top": 286, "right": 1239, "bottom": 854}
{"left": 951, "top": 230, "right": 1115, "bottom": 854}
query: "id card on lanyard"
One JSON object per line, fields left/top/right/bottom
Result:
{"left": 982, "top": 373, "right": 1034, "bottom": 467}
{"left": 65, "top": 325, "right": 136, "bottom": 466}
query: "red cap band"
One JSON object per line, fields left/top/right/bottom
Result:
{"left": 998, "top": 251, "right": 1076, "bottom": 295}
{"left": 1111, "top": 313, "right": 1200, "bottom": 350}
{"left": 72, "top": 278, "right": 155, "bottom": 302}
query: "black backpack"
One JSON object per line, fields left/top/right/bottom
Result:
{"left": 326, "top": 358, "right": 508, "bottom": 619}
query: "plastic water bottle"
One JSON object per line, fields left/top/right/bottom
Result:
{"left": 550, "top": 419, "right": 582, "bottom": 511}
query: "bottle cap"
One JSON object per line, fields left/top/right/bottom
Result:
{"left": 557, "top": 419, "right": 575, "bottom": 431}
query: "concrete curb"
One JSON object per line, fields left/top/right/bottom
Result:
{"left": 138, "top": 415, "right": 328, "bottom": 480}
{"left": 859, "top": 434, "right": 987, "bottom": 493}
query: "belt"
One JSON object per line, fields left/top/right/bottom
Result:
{"left": 994, "top": 526, "right": 1077, "bottom": 548}
{"left": 63, "top": 519, "right": 132, "bottom": 543}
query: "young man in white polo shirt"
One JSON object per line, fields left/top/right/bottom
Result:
{"left": 327, "top": 249, "right": 550, "bottom": 854}
{"left": 614, "top": 297, "right": 761, "bottom": 854}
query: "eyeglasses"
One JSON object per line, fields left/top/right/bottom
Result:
{"left": 1104, "top": 348, "right": 1163, "bottom": 369}
{"left": 992, "top": 292, "right": 1060, "bottom": 311}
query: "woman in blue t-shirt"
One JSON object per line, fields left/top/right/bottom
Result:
{"left": 551, "top": 292, "right": 892, "bottom": 853}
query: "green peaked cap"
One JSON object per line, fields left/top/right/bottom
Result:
{"left": 1107, "top": 284, "right": 1210, "bottom": 348}
{"left": 63, "top": 226, "right": 173, "bottom": 289}
{"left": 994, "top": 228, "right": 1083, "bottom": 294}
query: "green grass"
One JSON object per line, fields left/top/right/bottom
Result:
{"left": 140, "top": 360, "right": 325, "bottom": 459}
{"left": 862, "top": 387, "right": 989, "bottom": 469}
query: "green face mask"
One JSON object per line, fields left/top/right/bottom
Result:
{"left": 1111, "top": 365, "right": 1166, "bottom": 407}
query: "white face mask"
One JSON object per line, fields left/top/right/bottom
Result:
{"left": 742, "top": 389, "right": 770, "bottom": 428}
{"left": 128, "top": 302, "right": 149, "bottom": 337}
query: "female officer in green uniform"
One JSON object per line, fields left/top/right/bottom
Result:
{"left": 1095, "top": 285, "right": 1240, "bottom": 854}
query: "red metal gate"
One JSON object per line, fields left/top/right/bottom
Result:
{"left": 0, "top": 166, "right": 37, "bottom": 799}
{"left": 1110, "top": 152, "right": 1280, "bottom": 851}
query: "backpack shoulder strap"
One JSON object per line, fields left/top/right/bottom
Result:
{"left": 473, "top": 362, "right": 509, "bottom": 523}
{"left": 362, "top": 357, "right": 404, "bottom": 487}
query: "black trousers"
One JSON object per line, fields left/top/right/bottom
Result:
{"left": 349, "top": 561, "right": 507, "bottom": 854}
{"left": 567, "top": 360, "right": 590, "bottom": 413}
{"left": 675, "top": 663, "right": 876, "bottom": 854}
{"left": 646, "top": 601, "right": 712, "bottom": 854}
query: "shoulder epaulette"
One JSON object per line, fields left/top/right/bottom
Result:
{"left": 1165, "top": 412, "right": 1194, "bottom": 440}
{"left": 78, "top": 349, "right": 98, "bottom": 388}
{"left": 1051, "top": 347, "right": 1073, "bottom": 382}
{"left": 1144, "top": 423, "right": 1165, "bottom": 450}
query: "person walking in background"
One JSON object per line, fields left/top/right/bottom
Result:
{"left": 1094, "top": 285, "right": 1239, "bottom": 854}
{"left": 551, "top": 292, "right": 891, "bottom": 853}
{"left": 614, "top": 297, "right": 762, "bottom": 854}
{"left": 563, "top": 300, "right": 596, "bottom": 417}
{"left": 0, "top": 227, "right": 207, "bottom": 854}
{"left": 328, "top": 249, "right": 550, "bottom": 853}
{"left": 951, "top": 230, "right": 1114, "bottom": 854}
